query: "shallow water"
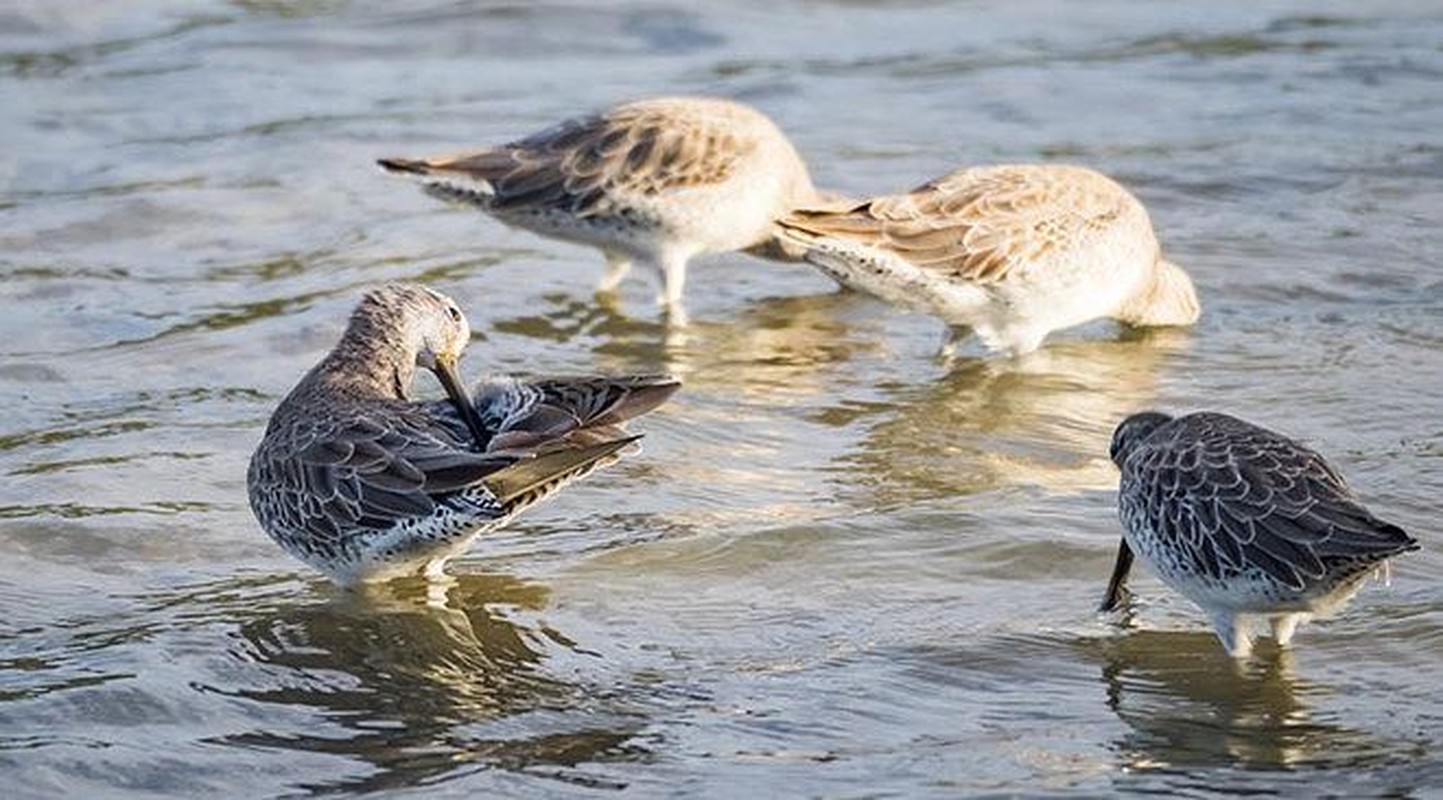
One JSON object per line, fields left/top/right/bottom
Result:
{"left": 3, "top": 1, "right": 1442, "bottom": 796}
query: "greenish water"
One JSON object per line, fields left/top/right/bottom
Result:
{"left": 3, "top": 1, "right": 1441, "bottom": 796}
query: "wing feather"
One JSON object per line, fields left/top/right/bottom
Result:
{"left": 1120, "top": 412, "right": 1417, "bottom": 588}
{"left": 390, "top": 100, "right": 761, "bottom": 220}
{"left": 269, "top": 407, "right": 521, "bottom": 535}
{"left": 780, "top": 164, "right": 1140, "bottom": 284}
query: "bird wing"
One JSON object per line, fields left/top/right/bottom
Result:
{"left": 481, "top": 435, "right": 643, "bottom": 507}
{"left": 282, "top": 408, "right": 522, "bottom": 533}
{"left": 418, "top": 373, "right": 677, "bottom": 515}
{"left": 470, "top": 373, "right": 681, "bottom": 449}
{"left": 779, "top": 164, "right": 1135, "bottom": 284}
{"left": 420, "top": 373, "right": 679, "bottom": 451}
{"left": 1121, "top": 413, "right": 1417, "bottom": 591}
{"left": 385, "top": 103, "right": 759, "bottom": 218}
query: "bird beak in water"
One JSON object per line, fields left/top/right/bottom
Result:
{"left": 1098, "top": 539, "right": 1134, "bottom": 612}
{"left": 434, "top": 353, "right": 487, "bottom": 447}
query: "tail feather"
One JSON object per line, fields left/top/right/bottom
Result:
{"left": 781, "top": 206, "right": 882, "bottom": 239}
{"left": 772, "top": 223, "right": 935, "bottom": 299}
{"left": 747, "top": 194, "right": 862, "bottom": 263}
{"left": 474, "top": 374, "right": 680, "bottom": 448}
{"left": 482, "top": 435, "right": 642, "bottom": 508}
{"left": 376, "top": 157, "right": 431, "bottom": 175}
{"left": 378, "top": 150, "right": 514, "bottom": 182}
{"left": 566, "top": 373, "right": 681, "bottom": 426}
{"left": 377, "top": 152, "right": 512, "bottom": 209}
{"left": 422, "top": 374, "right": 678, "bottom": 453}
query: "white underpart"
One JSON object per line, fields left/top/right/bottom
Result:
{"left": 798, "top": 234, "right": 1152, "bottom": 356}
{"left": 1130, "top": 535, "right": 1383, "bottom": 659}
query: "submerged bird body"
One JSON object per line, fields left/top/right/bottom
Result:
{"left": 1102, "top": 411, "right": 1418, "bottom": 657}
{"left": 247, "top": 284, "right": 679, "bottom": 585}
{"left": 772, "top": 164, "right": 1199, "bottom": 356}
{"left": 379, "top": 96, "right": 827, "bottom": 313}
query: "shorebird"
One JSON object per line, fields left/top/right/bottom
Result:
{"left": 247, "top": 283, "right": 680, "bottom": 586}
{"left": 767, "top": 164, "right": 1200, "bottom": 356}
{"left": 1101, "top": 411, "right": 1419, "bottom": 658}
{"left": 378, "top": 96, "right": 833, "bottom": 321}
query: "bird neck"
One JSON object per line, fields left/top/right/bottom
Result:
{"left": 309, "top": 320, "right": 418, "bottom": 402}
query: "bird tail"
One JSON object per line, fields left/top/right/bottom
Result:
{"left": 482, "top": 434, "right": 642, "bottom": 509}
{"left": 376, "top": 152, "right": 510, "bottom": 205}
{"left": 472, "top": 374, "right": 680, "bottom": 451}
{"left": 746, "top": 194, "right": 869, "bottom": 262}
{"left": 765, "top": 211, "right": 953, "bottom": 312}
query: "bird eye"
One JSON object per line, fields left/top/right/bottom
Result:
{"left": 447, "top": 306, "right": 463, "bottom": 322}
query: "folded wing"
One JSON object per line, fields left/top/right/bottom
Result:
{"left": 777, "top": 164, "right": 1138, "bottom": 284}
{"left": 256, "top": 407, "right": 523, "bottom": 542}
{"left": 1121, "top": 413, "right": 1419, "bottom": 592}
{"left": 379, "top": 102, "right": 759, "bottom": 219}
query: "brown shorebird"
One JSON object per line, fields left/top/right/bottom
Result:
{"left": 1101, "top": 411, "right": 1419, "bottom": 657}
{"left": 768, "top": 164, "right": 1200, "bottom": 356}
{"left": 378, "top": 96, "right": 836, "bottom": 321}
{"left": 247, "top": 283, "right": 679, "bottom": 585}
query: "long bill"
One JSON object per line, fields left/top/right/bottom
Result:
{"left": 1098, "top": 539, "right": 1134, "bottom": 612}
{"left": 433, "top": 353, "right": 488, "bottom": 447}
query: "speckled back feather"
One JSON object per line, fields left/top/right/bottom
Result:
{"left": 389, "top": 97, "right": 807, "bottom": 221}
{"left": 247, "top": 284, "right": 681, "bottom": 584}
{"left": 1114, "top": 411, "right": 1418, "bottom": 593}
{"left": 780, "top": 164, "right": 1144, "bottom": 284}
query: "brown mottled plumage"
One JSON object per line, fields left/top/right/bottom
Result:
{"left": 380, "top": 96, "right": 832, "bottom": 317}
{"left": 770, "top": 164, "right": 1200, "bottom": 355}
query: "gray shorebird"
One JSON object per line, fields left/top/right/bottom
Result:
{"left": 378, "top": 96, "right": 834, "bottom": 320}
{"left": 1101, "top": 411, "right": 1419, "bottom": 658}
{"left": 247, "top": 283, "right": 680, "bottom": 586}
{"left": 768, "top": 164, "right": 1200, "bottom": 356}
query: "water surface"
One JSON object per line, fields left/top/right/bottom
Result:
{"left": 3, "top": 1, "right": 1442, "bottom": 796}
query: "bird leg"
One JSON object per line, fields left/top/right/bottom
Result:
{"left": 597, "top": 251, "right": 633, "bottom": 294}
{"left": 1270, "top": 613, "right": 1308, "bottom": 647}
{"left": 1212, "top": 612, "right": 1256, "bottom": 659}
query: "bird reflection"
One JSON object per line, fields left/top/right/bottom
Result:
{"left": 1082, "top": 630, "right": 1379, "bottom": 772}
{"left": 835, "top": 328, "right": 1190, "bottom": 506}
{"left": 210, "top": 573, "right": 644, "bottom": 793}
{"left": 489, "top": 288, "right": 886, "bottom": 393}
{"left": 489, "top": 291, "right": 664, "bottom": 353}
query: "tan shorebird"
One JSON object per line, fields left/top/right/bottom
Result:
{"left": 247, "top": 283, "right": 679, "bottom": 586}
{"left": 768, "top": 164, "right": 1201, "bottom": 356}
{"left": 1101, "top": 411, "right": 1419, "bottom": 658}
{"left": 379, "top": 96, "right": 834, "bottom": 322}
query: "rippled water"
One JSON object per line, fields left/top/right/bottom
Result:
{"left": 4, "top": 1, "right": 1442, "bottom": 796}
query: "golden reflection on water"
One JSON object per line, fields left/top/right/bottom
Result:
{"left": 491, "top": 288, "right": 885, "bottom": 390}
{"left": 835, "top": 328, "right": 1192, "bottom": 506}
{"left": 210, "top": 573, "right": 644, "bottom": 793}
{"left": 488, "top": 292, "right": 1195, "bottom": 529}
{"left": 490, "top": 289, "right": 897, "bottom": 532}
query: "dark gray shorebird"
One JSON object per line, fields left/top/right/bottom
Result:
{"left": 247, "top": 283, "right": 679, "bottom": 586}
{"left": 1101, "top": 411, "right": 1418, "bottom": 658}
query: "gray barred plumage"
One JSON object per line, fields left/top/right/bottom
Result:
{"left": 247, "top": 283, "right": 679, "bottom": 586}
{"left": 1101, "top": 411, "right": 1418, "bottom": 657}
